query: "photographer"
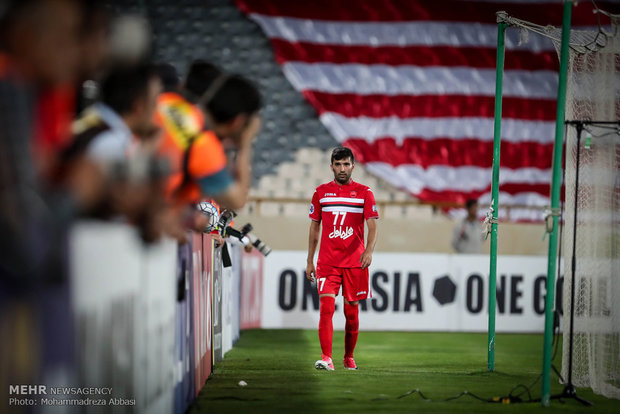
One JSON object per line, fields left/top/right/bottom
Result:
{"left": 0, "top": 0, "right": 107, "bottom": 283}
{"left": 61, "top": 63, "right": 168, "bottom": 242}
{"left": 71, "top": 63, "right": 162, "bottom": 162}
{"left": 155, "top": 60, "right": 261, "bottom": 212}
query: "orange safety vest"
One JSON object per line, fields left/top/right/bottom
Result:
{"left": 154, "top": 92, "right": 228, "bottom": 205}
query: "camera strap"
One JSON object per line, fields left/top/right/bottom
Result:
{"left": 197, "top": 73, "right": 230, "bottom": 108}
{"left": 221, "top": 241, "right": 232, "bottom": 268}
{"left": 170, "top": 134, "right": 196, "bottom": 199}
{"left": 61, "top": 110, "right": 111, "bottom": 164}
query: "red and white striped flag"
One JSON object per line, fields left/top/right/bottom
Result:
{"left": 234, "top": 0, "right": 617, "bottom": 220}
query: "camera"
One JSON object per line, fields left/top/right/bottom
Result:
{"left": 216, "top": 209, "right": 237, "bottom": 231}
{"left": 217, "top": 209, "right": 272, "bottom": 256}
{"left": 107, "top": 154, "right": 170, "bottom": 184}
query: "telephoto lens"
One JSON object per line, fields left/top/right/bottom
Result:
{"left": 245, "top": 233, "right": 272, "bottom": 256}
{"left": 241, "top": 223, "right": 253, "bottom": 234}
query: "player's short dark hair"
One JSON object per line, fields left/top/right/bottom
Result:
{"left": 465, "top": 198, "right": 478, "bottom": 209}
{"left": 100, "top": 63, "right": 159, "bottom": 116}
{"left": 183, "top": 59, "right": 262, "bottom": 123}
{"left": 331, "top": 146, "right": 355, "bottom": 164}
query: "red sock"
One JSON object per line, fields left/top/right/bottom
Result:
{"left": 344, "top": 303, "right": 359, "bottom": 359}
{"left": 318, "top": 296, "right": 335, "bottom": 358}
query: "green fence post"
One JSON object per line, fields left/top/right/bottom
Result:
{"left": 488, "top": 17, "right": 507, "bottom": 372}
{"left": 541, "top": 1, "right": 572, "bottom": 406}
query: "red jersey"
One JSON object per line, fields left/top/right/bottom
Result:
{"left": 309, "top": 180, "right": 379, "bottom": 268}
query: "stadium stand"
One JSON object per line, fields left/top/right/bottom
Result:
{"left": 105, "top": 0, "right": 414, "bottom": 202}
{"left": 101, "top": 0, "right": 549, "bottom": 254}
{"left": 246, "top": 147, "right": 424, "bottom": 217}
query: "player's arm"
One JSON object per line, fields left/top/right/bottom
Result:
{"left": 306, "top": 220, "right": 320, "bottom": 281}
{"left": 360, "top": 218, "right": 377, "bottom": 269}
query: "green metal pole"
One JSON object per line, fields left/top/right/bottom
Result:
{"left": 488, "top": 18, "right": 506, "bottom": 372}
{"left": 541, "top": 1, "right": 572, "bottom": 406}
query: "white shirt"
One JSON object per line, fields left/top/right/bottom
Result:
{"left": 451, "top": 218, "right": 483, "bottom": 254}
{"left": 86, "top": 103, "right": 133, "bottom": 162}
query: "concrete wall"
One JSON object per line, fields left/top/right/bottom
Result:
{"left": 233, "top": 211, "right": 549, "bottom": 256}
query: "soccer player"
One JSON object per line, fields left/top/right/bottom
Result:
{"left": 306, "top": 146, "right": 378, "bottom": 371}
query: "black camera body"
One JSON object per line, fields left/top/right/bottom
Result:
{"left": 216, "top": 209, "right": 271, "bottom": 256}
{"left": 107, "top": 155, "right": 170, "bottom": 184}
{"left": 216, "top": 209, "right": 236, "bottom": 231}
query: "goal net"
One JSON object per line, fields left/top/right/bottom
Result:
{"left": 552, "top": 15, "right": 620, "bottom": 400}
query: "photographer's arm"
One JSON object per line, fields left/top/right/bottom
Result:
{"left": 213, "top": 183, "right": 247, "bottom": 211}
{"left": 306, "top": 220, "right": 320, "bottom": 281}
{"left": 213, "top": 115, "right": 260, "bottom": 210}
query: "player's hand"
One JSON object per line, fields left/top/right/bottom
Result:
{"left": 305, "top": 262, "right": 316, "bottom": 282}
{"left": 359, "top": 250, "right": 373, "bottom": 269}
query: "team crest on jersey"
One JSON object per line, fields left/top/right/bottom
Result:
{"left": 350, "top": 191, "right": 357, "bottom": 197}
{"left": 309, "top": 204, "right": 314, "bottom": 214}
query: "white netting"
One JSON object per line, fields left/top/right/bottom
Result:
{"left": 550, "top": 14, "right": 620, "bottom": 400}
{"left": 497, "top": 7, "right": 620, "bottom": 399}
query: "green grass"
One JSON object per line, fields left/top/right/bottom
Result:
{"left": 188, "top": 329, "right": 620, "bottom": 413}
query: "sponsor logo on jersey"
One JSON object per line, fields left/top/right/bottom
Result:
{"left": 309, "top": 204, "right": 314, "bottom": 214}
{"left": 329, "top": 226, "right": 354, "bottom": 240}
